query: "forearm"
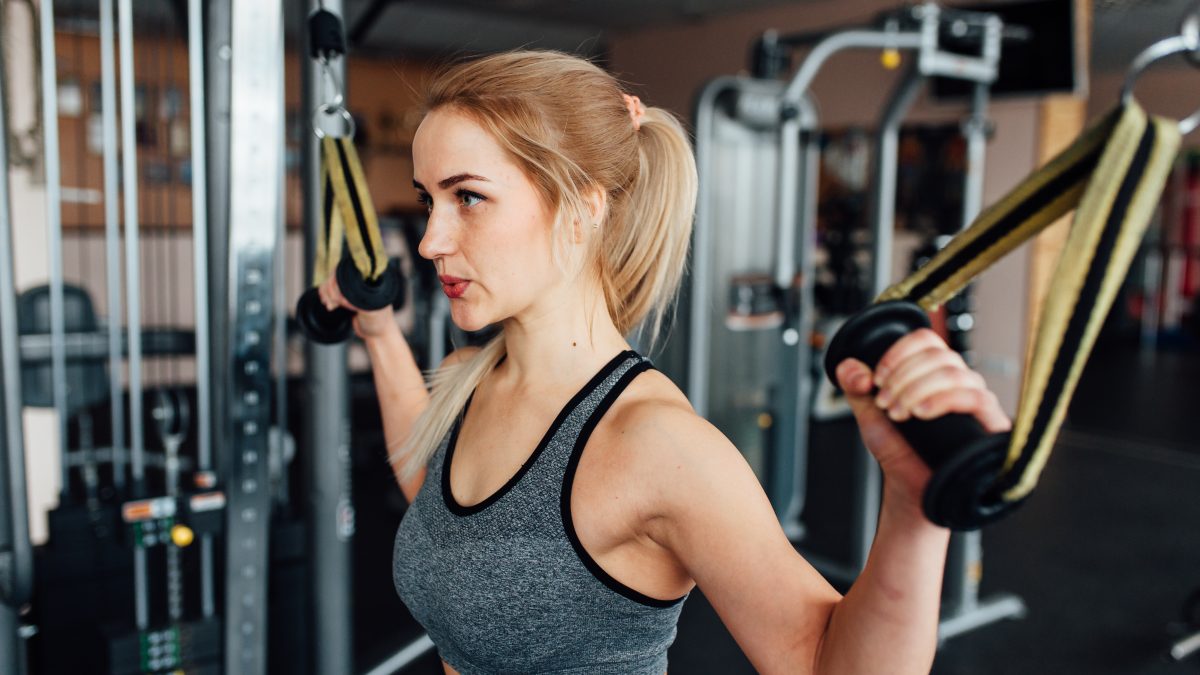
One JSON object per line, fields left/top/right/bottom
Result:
{"left": 814, "top": 485, "right": 950, "bottom": 674}
{"left": 363, "top": 324, "right": 429, "bottom": 497}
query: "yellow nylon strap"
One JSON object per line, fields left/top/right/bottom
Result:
{"left": 1004, "top": 111, "right": 1179, "bottom": 499}
{"left": 876, "top": 102, "right": 1180, "bottom": 501}
{"left": 877, "top": 106, "right": 1121, "bottom": 308}
{"left": 321, "top": 136, "right": 387, "bottom": 282}
{"left": 312, "top": 160, "right": 345, "bottom": 287}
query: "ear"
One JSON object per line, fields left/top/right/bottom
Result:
{"left": 570, "top": 187, "right": 608, "bottom": 245}
{"left": 583, "top": 184, "right": 608, "bottom": 227}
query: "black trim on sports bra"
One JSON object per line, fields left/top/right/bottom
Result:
{"left": 560, "top": 360, "right": 688, "bottom": 609}
{"left": 442, "top": 349, "right": 639, "bottom": 517}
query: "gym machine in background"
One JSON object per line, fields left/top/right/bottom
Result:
{"left": 665, "top": 0, "right": 1070, "bottom": 642}
{"left": 0, "top": 1, "right": 296, "bottom": 673}
{"left": 0, "top": 1, "right": 448, "bottom": 672}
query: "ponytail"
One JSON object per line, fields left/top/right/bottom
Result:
{"left": 393, "top": 52, "right": 697, "bottom": 479}
{"left": 600, "top": 107, "right": 697, "bottom": 345}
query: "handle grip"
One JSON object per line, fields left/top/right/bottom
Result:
{"left": 335, "top": 257, "right": 404, "bottom": 312}
{"left": 295, "top": 287, "right": 354, "bottom": 344}
{"left": 296, "top": 258, "right": 406, "bottom": 344}
{"left": 823, "top": 301, "right": 1023, "bottom": 530}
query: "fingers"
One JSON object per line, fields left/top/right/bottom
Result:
{"left": 836, "top": 327, "right": 1012, "bottom": 433}
{"left": 835, "top": 358, "right": 874, "bottom": 396}
{"left": 318, "top": 275, "right": 357, "bottom": 312}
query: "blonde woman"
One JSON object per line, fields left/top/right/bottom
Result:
{"left": 319, "top": 50, "right": 1010, "bottom": 674}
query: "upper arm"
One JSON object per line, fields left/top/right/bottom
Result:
{"left": 628, "top": 405, "right": 841, "bottom": 674}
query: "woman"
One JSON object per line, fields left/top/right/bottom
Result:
{"left": 319, "top": 50, "right": 1010, "bottom": 674}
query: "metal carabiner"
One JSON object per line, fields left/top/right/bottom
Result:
{"left": 311, "top": 57, "right": 355, "bottom": 139}
{"left": 1121, "top": 5, "right": 1200, "bottom": 134}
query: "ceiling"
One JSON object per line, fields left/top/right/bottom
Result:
{"left": 47, "top": 0, "right": 1200, "bottom": 73}
{"left": 310, "top": 0, "right": 1200, "bottom": 73}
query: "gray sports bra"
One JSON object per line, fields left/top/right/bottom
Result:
{"left": 393, "top": 350, "right": 688, "bottom": 674}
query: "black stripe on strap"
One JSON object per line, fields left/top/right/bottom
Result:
{"left": 999, "top": 122, "right": 1157, "bottom": 489}
{"left": 333, "top": 137, "right": 378, "bottom": 276}
{"left": 323, "top": 172, "right": 335, "bottom": 250}
{"left": 905, "top": 142, "right": 1105, "bottom": 303}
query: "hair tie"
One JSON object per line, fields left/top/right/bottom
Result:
{"left": 622, "top": 94, "right": 646, "bottom": 131}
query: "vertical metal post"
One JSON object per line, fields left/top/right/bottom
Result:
{"left": 936, "top": 78, "right": 1026, "bottom": 642}
{"left": 205, "top": 0, "right": 233, "bottom": 623}
{"left": 302, "top": 3, "right": 354, "bottom": 673}
{"left": 38, "top": 0, "right": 69, "bottom": 502}
{"left": 1, "top": 22, "right": 33, "bottom": 675}
{"left": 187, "top": 0, "right": 217, "bottom": 619}
{"left": 842, "top": 65, "right": 925, "bottom": 573}
{"left": 869, "top": 65, "right": 923, "bottom": 299}
{"left": 686, "top": 79, "right": 727, "bottom": 416}
{"left": 944, "top": 80, "right": 990, "bottom": 618}
{"left": 117, "top": 0, "right": 150, "bottom": 631}
{"left": 224, "top": 1, "right": 283, "bottom": 672}
{"left": 117, "top": 0, "right": 144, "bottom": 493}
{"left": 99, "top": 0, "right": 125, "bottom": 492}
{"left": 778, "top": 104, "right": 820, "bottom": 538}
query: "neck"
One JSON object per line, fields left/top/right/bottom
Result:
{"left": 498, "top": 276, "right": 630, "bottom": 390}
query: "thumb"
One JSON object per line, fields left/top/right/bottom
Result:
{"left": 834, "top": 358, "right": 906, "bottom": 455}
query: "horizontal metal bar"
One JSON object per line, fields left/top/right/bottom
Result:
{"left": 60, "top": 447, "right": 194, "bottom": 471}
{"left": 19, "top": 330, "right": 196, "bottom": 363}
{"left": 361, "top": 634, "right": 436, "bottom": 675}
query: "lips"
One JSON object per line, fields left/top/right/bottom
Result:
{"left": 439, "top": 275, "right": 469, "bottom": 299}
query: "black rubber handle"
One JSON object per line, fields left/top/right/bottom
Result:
{"left": 295, "top": 287, "right": 354, "bottom": 345}
{"left": 824, "top": 300, "right": 1023, "bottom": 530}
{"left": 335, "top": 257, "right": 405, "bottom": 312}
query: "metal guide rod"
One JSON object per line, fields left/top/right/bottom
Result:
{"left": 774, "top": 113, "right": 801, "bottom": 289}
{"left": 686, "top": 77, "right": 731, "bottom": 416}
{"left": 302, "top": 2, "right": 354, "bottom": 672}
{"left": 839, "top": 64, "right": 925, "bottom": 574}
{"left": 225, "top": 0, "right": 284, "bottom": 670}
{"left": 203, "top": 0, "right": 233, "bottom": 622}
{"left": 117, "top": 0, "right": 144, "bottom": 490}
{"left": 189, "top": 0, "right": 212, "bottom": 479}
{"left": 0, "top": 0, "right": 35, "bottom": 621}
{"left": 869, "top": 64, "right": 923, "bottom": 298}
{"left": 187, "top": 0, "right": 217, "bottom": 620}
{"left": 778, "top": 130, "right": 821, "bottom": 536}
{"left": 38, "top": 0, "right": 70, "bottom": 500}
{"left": 116, "top": 0, "right": 151, "bottom": 631}
{"left": 937, "top": 78, "right": 1026, "bottom": 641}
{"left": 99, "top": 0, "right": 125, "bottom": 491}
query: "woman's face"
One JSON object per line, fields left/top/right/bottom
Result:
{"left": 413, "top": 108, "right": 568, "bottom": 332}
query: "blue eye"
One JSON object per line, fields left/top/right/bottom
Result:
{"left": 416, "top": 192, "right": 432, "bottom": 212}
{"left": 457, "top": 190, "right": 485, "bottom": 208}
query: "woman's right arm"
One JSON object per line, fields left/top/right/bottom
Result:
{"left": 319, "top": 276, "right": 467, "bottom": 502}
{"left": 361, "top": 322, "right": 431, "bottom": 502}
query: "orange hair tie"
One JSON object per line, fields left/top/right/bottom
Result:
{"left": 622, "top": 94, "right": 646, "bottom": 131}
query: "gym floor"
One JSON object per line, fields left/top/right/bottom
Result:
{"left": 364, "top": 339, "right": 1200, "bottom": 674}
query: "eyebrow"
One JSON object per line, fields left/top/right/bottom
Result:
{"left": 412, "top": 174, "right": 490, "bottom": 191}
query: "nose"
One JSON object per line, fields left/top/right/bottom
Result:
{"left": 418, "top": 207, "right": 456, "bottom": 261}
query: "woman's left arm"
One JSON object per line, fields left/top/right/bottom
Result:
{"left": 640, "top": 328, "right": 1009, "bottom": 674}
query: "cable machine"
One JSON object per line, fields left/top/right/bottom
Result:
{"left": 672, "top": 1, "right": 1027, "bottom": 641}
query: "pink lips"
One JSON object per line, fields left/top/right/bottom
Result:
{"left": 439, "top": 275, "right": 469, "bottom": 299}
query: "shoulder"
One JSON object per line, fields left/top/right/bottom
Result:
{"left": 439, "top": 346, "right": 481, "bottom": 369}
{"left": 598, "top": 368, "right": 750, "bottom": 498}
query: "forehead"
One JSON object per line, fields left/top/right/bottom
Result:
{"left": 412, "top": 108, "right": 519, "bottom": 185}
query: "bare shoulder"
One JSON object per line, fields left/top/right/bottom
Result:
{"left": 600, "top": 369, "right": 747, "bottom": 483}
{"left": 439, "top": 346, "right": 481, "bottom": 369}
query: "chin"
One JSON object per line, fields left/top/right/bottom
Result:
{"left": 448, "top": 306, "right": 494, "bottom": 334}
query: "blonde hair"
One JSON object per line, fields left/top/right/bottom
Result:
{"left": 393, "top": 50, "right": 697, "bottom": 479}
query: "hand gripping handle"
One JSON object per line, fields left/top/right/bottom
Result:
{"left": 823, "top": 301, "right": 1024, "bottom": 530}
